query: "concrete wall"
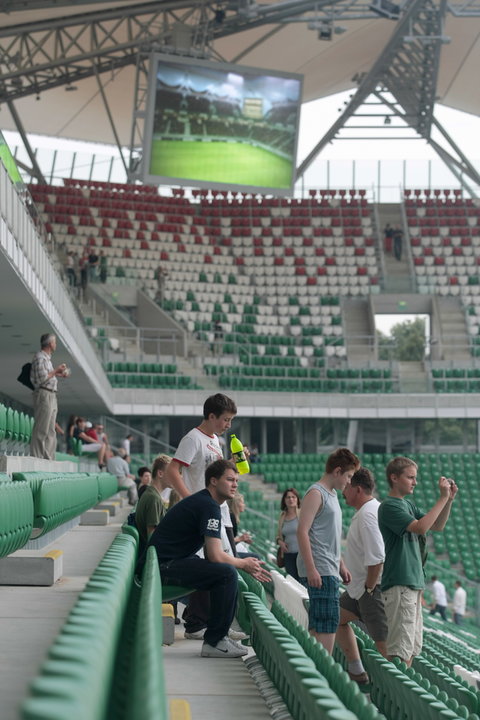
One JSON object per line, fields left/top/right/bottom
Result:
{"left": 136, "top": 291, "right": 186, "bottom": 357}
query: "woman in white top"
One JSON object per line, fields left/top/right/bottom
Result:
{"left": 276, "top": 487, "right": 301, "bottom": 581}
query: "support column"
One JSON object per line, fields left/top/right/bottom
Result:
{"left": 347, "top": 420, "right": 358, "bottom": 452}
{"left": 261, "top": 419, "right": 267, "bottom": 454}
{"left": 93, "top": 65, "right": 128, "bottom": 176}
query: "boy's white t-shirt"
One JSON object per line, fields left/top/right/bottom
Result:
{"left": 174, "top": 427, "right": 233, "bottom": 552}
{"left": 174, "top": 427, "right": 224, "bottom": 493}
{"left": 344, "top": 498, "right": 385, "bottom": 599}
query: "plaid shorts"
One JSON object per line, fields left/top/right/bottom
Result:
{"left": 306, "top": 576, "right": 340, "bottom": 634}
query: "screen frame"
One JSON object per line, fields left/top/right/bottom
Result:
{"left": 141, "top": 52, "right": 303, "bottom": 196}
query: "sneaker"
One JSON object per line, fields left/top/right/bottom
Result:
{"left": 225, "top": 637, "right": 248, "bottom": 656}
{"left": 184, "top": 629, "right": 205, "bottom": 640}
{"left": 228, "top": 628, "right": 249, "bottom": 641}
{"left": 348, "top": 670, "right": 370, "bottom": 685}
{"left": 201, "top": 637, "right": 246, "bottom": 658}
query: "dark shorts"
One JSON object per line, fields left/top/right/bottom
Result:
{"left": 340, "top": 586, "right": 388, "bottom": 642}
{"left": 305, "top": 575, "right": 340, "bottom": 634}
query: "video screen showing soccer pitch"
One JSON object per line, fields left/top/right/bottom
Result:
{"left": 142, "top": 54, "right": 303, "bottom": 194}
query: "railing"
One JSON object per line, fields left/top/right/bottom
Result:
{"left": 90, "top": 325, "right": 187, "bottom": 364}
{"left": 0, "top": 161, "right": 113, "bottom": 408}
{"left": 14, "top": 136, "right": 480, "bottom": 202}
{"left": 102, "top": 415, "right": 176, "bottom": 459}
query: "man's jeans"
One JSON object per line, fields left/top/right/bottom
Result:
{"left": 158, "top": 556, "right": 238, "bottom": 647}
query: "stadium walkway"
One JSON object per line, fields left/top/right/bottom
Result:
{"left": 164, "top": 623, "right": 271, "bottom": 720}
{"left": 0, "top": 504, "right": 272, "bottom": 720}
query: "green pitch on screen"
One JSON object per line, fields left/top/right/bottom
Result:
{"left": 149, "top": 139, "right": 292, "bottom": 189}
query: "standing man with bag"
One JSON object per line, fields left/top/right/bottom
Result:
{"left": 30, "top": 333, "right": 69, "bottom": 460}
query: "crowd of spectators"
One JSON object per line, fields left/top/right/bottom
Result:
{"left": 287, "top": 449, "right": 459, "bottom": 683}
{"left": 118, "top": 399, "right": 463, "bottom": 669}
{"left": 61, "top": 390, "right": 462, "bottom": 669}
{"left": 63, "top": 246, "right": 108, "bottom": 295}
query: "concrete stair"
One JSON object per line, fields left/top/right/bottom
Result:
{"left": 398, "top": 361, "right": 429, "bottom": 392}
{"left": 376, "top": 203, "right": 415, "bottom": 293}
{"left": 437, "top": 297, "right": 471, "bottom": 361}
{"left": 343, "top": 298, "right": 375, "bottom": 362}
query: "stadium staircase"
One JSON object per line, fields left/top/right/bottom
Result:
{"left": 398, "top": 360, "right": 429, "bottom": 392}
{"left": 376, "top": 202, "right": 416, "bottom": 293}
{"left": 343, "top": 297, "right": 376, "bottom": 363}
{"left": 436, "top": 297, "right": 471, "bottom": 362}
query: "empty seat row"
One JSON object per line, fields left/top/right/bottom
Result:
{"left": 0, "top": 473, "right": 117, "bottom": 556}
{"left": 21, "top": 537, "right": 169, "bottom": 720}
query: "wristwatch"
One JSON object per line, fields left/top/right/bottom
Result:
{"left": 365, "top": 585, "right": 375, "bottom": 594}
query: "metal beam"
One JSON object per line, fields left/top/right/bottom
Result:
{"left": 2, "top": 0, "right": 480, "bottom": 19}
{"left": 296, "top": 0, "right": 449, "bottom": 179}
{"left": 0, "top": 0, "right": 344, "bottom": 104}
{"left": 0, "top": 0, "right": 132, "bottom": 10}
{"left": 0, "top": 0, "right": 478, "bottom": 108}
{"left": 93, "top": 65, "right": 128, "bottom": 174}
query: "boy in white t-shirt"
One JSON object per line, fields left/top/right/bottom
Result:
{"left": 166, "top": 393, "right": 238, "bottom": 638}
{"left": 336, "top": 466, "right": 388, "bottom": 685}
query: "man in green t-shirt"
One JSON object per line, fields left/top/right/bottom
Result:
{"left": 378, "top": 456, "right": 457, "bottom": 666}
{"left": 135, "top": 454, "right": 171, "bottom": 548}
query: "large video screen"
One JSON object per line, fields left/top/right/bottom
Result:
{"left": 142, "top": 54, "right": 303, "bottom": 194}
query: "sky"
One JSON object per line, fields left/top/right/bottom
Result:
{"left": 3, "top": 89, "right": 480, "bottom": 196}
{"left": 297, "top": 92, "right": 480, "bottom": 163}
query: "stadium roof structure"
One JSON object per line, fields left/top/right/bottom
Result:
{"left": 0, "top": 0, "right": 480, "bottom": 189}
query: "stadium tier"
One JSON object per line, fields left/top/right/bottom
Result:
{"left": 29, "top": 181, "right": 402, "bottom": 392}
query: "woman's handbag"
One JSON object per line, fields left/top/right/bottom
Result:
{"left": 276, "top": 546, "right": 285, "bottom": 568}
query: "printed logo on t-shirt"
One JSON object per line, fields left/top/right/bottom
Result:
{"left": 206, "top": 518, "right": 220, "bottom": 531}
{"left": 205, "top": 442, "right": 223, "bottom": 467}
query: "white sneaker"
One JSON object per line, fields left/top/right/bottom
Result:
{"left": 184, "top": 629, "right": 205, "bottom": 640}
{"left": 226, "top": 637, "right": 248, "bottom": 656}
{"left": 201, "top": 637, "right": 247, "bottom": 658}
{"left": 228, "top": 628, "right": 249, "bottom": 641}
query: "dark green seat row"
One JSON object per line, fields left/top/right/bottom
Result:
{"left": 218, "top": 376, "right": 395, "bottom": 392}
{"left": 433, "top": 379, "right": 480, "bottom": 393}
{"left": 122, "top": 523, "right": 196, "bottom": 604}
{"left": 432, "top": 368, "right": 480, "bottom": 379}
{"left": 108, "top": 373, "right": 195, "bottom": 389}
{"left": 0, "top": 480, "right": 34, "bottom": 558}
{"left": 413, "top": 654, "right": 480, "bottom": 714}
{"left": 106, "top": 362, "right": 177, "bottom": 374}
{"left": 22, "top": 536, "right": 168, "bottom": 720}
{"left": 363, "top": 650, "right": 473, "bottom": 720}
{"left": 272, "top": 601, "right": 381, "bottom": 720}
{"left": 0, "top": 404, "right": 34, "bottom": 450}
{"left": 11, "top": 472, "right": 118, "bottom": 538}
{"left": 243, "top": 591, "right": 358, "bottom": 720}
{"left": 423, "top": 631, "right": 480, "bottom": 675}
{"left": 207, "top": 364, "right": 326, "bottom": 379}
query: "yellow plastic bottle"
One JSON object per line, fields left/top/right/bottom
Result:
{"left": 230, "top": 434, "right": 250, "bottom": 474}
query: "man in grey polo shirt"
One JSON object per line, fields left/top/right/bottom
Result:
{"left": 30, "top": 332, "right": 68, "bottom": 460}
